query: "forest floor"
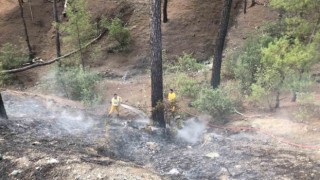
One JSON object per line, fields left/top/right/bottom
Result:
{"left": 0, "top": 0, "right": 320, "bottom": 179}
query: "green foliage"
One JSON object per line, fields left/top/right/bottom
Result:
{"left": 248, "top": 83, "right": 272, "bottom": 109}
{"left": 193, "top": 87, "right": 235, "bottom": 121}
{"left": 107, "top": 18, "right": 131, "bottom": 49}
{"left": 270, "top": 0, "right": 320, "bottom": 41}
{"left": 57, "top": 67, "right": 101, "bottom": 105}
{"left": 233, "top": 35, "right": 273, "bottom": 95}
{"left": 59, "top": 54, "right": 82, "bottom": 68}
{"left": 0, "top": 43, "right": 28, "bottom": 86}
{"left": 222, "top": 49, "right": 240, "bottom": 79}
{"left": 175, "top": 73, "right": 201, "bottom": 98}
{"left": 270, "top": 0, "right": 320, "bottom": 12}
{"left": 0, "top": 43, "right": 28, "bottom": 70}
{"left": 248, "top": 36, "right": 318, "bottom": 108}
{"left": 177, "top": 53, "right": 204, "bottom": 72}
{"left": 222, "top": 81, "right": 244, "bottom": 108}
{"left": 294, "top": 92, "right": 320, "bottom": 122}
{"left": 164, "top": 54, "right": 206, "bottom": 98}
{"left": 164, "top": 53, "right": 205, "bottom": 74}
{"left": 62, "top": 0, "right": 94, "bottom": 48}
{"left": 284, "top": 74, "right": 314, "bottom": 94}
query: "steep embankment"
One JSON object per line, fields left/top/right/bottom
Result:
{"left": 1, "top": 0, "right": 239, "bottom": 86}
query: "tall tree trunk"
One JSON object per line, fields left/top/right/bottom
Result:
{"left": 0, "top": 93, "right": 8, "bottom": 119}
{"left": 163, "top": 0, "right": 168, "bottom": 23}
{"left": 53, "top": 0, "right": 61, "bottom": 58}
{"left": 18, "top": 0, "right": 33, "bottom": 62}
{"left": 150, "top": 0, "right": 165, "bottom": 128}
{"left": 211, "top": 0, "right": 233, "bottom": 88}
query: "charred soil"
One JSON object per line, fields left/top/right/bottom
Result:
{"left": 0, "top": 0, "right": 320, "bottom": 179}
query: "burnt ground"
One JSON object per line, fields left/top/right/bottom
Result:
{"left": 1, "top": 1, "right": 320, "bottom": 179}
{"left": 0, "top": 91, "right": 319, "bottom": 180}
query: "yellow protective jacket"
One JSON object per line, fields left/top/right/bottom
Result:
{"left": 111, "top": 96, "right": 122, "bottom": 106}
{"left": 168, "top": 92, "right": 176, "bottom": 102}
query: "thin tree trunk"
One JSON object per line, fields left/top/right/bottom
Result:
{"left": 75, "top": 18, "right": 85, "bottom": 70}
{"left": 275, "top": 74, "right": 285, "bottom": 108}
{"left": 150, "top": 0, "right": 165, "bottom": 128}
{"left": 28, "top": 0, "right": 34, "bottom": 22}
{"left": 18, "top": 0, "right": 33, "bottom": 62}
{"left": 275, "top": 91, "right": 280, "bottom": 108}
{"left": 249, "top": 0, "right": 256, "bottom": 7}
{"left": 244, "top": 0, "right": 247, "bottom": 14}
{"left": 211, "top": 0, "right": 233, "bottom": 88}
{"left": 291, "top": 91, "right": 297, "bottom": 102}
{"left": 163, "top": 0, "right": 168, "bottom": 23}
{"left": 53, "top": 0, "right": 61, "bottom": 58}
{"left": 0, "top": 93, "right": 8, "bottom": 119}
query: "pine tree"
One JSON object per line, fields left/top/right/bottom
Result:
{"left": 150, "top": 0, "right": 165, "bottom": 128}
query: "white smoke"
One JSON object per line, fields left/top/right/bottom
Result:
{"left": 43, "top": 97, "right": 97, "bottom": 135}
{"left": 56, "top": 110, "right": 98, "bottom": 135}
{"left": 177, "top": 117, "right": 207, "bottom": 144}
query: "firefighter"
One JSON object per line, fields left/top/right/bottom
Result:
{"left": 168, "top": 89, "right": 176, "bottom": 112}
{"left": 108, "top": 93, "right": 122, "bottom": 117}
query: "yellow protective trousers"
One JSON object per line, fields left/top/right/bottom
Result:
{"left": 108, "top": 105, "right": 120, "bottom": 115}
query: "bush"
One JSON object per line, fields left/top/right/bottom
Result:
{"left": 193, "top": 88, "right": 235, "bottom": 122}
{"left": 0, "top": 43, "right": 28, "bottom": 86}
{"left": 57, "top": 67, "right": 101, "bottom": 105}
{"left": 248, "top": 83, "right": 272, "bottom": 109}
{"left": 107, "top": 18, "right": 131, "bottom": 49}
{"left": 294, "top": 93, "right": 320, "bottom": 122}
{"left": 177, "top": 53, "right": 204, "bottom": 72}
{"left": 0, "top": 43, "right": 28, "bottom": 70}
{"left": 222, "top": 49, "right": 240, "bottom": 79}
{"left": 175, "top": 73, "right": 201, "bottom": 98}
{"left": 234, "top": 35, "right": 273, "bottom": 95}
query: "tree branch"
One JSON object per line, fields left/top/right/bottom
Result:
{"left": 2, "top": 31, "right": 106, "bottom": 74}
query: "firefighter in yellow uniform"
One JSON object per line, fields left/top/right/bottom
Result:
{"left": 108, "top": 93, "right": 122, "bottom": 117}
{"left": 168, "top": 89, "right": 176, "bottom": 112}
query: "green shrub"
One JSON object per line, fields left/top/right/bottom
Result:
{"left": 193, "top": 88, "right": 235, "bottom": 122}
{"left": 0, "top": 43, "right": 28, "bottom": 70}
{"left": 248, "top": 83, "right": 272, "bottom": 109}
{"left": 0, "top": 43, "right": 28, "bottom": 86}
{"left": 221, "top": 81, "right": 244, "bottom": 109}
{"left": 284, "top": 74, "right": 314, "bottom": 93}
{"left": 294, "top": 93, "right": 320, "bottom": 122}
{"left": 57, "top": 67, "right": 101, "bottom": 105}
{"left": 107, "top": 18, "right": 131, "bottom": 49}
{"left": 177, "top": 53, "right": 204, "bottom": 72}
{"left": 234, "top": 35, "right": 273, "bottom": 95}
{"left": 222, "top": 49, "right": 240, "bottom": 79}
{"left": 175, "top": 73, "right": 201, "bottom": 98}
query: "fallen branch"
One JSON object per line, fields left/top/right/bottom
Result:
{"left": 2, "top": 31, "right": 106, "bottom": 74}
